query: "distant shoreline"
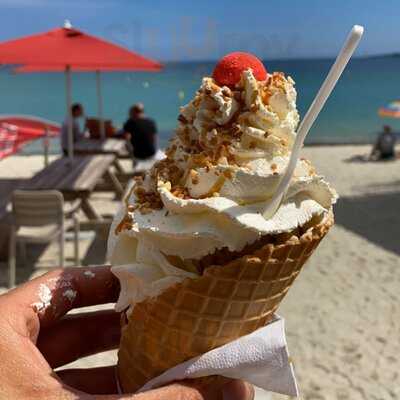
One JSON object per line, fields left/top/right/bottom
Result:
{"left": 305, "top": 141, "right": 373, "bottom": 146}
{"left": 162, "top": 53, "right": 400, "bottom": 65}
{"left": 16, "top": 141, "right": 376, "bottom": 159}
{"left": 19, "top": 134, "right": 379, "bottom": 157}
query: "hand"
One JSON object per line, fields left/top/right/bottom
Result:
{"left": 0, "top": 266, "right": 254, "bottom": 400}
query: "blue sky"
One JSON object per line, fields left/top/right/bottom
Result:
{"left": 0, "top": 0, "right": 397, "bottom": 61}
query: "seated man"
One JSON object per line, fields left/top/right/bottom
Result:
{"left": 123, "top": 103, "right": 157, "bottom": 162}
{"left": 370, "top": 125, "right": 396, "bottom": 161}
{"left": 61, "top": 103, "right": 85, "bottom": 156}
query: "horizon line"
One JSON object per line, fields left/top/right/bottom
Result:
{"left": 159, "top": 52, "right": 398, "bottom": 64}
{"left": 0, "top": 52, "right": 395, "bottom": 71}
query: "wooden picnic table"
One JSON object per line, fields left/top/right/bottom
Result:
{"left": 21, "top": 154, "right": 124, "bottom": 221}
{"left": 74, "top": 138, "right": 129, "bottom": 174}
{"left": 74, "top": 138, "right": 127, "bottom": 156}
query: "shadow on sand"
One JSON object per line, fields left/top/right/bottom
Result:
{"left": 81, "top": 227, "right": 109, "bottom": 266}
{"left": 335, "top": 189, "right": 400, "bottom": 256}
{"left": 0, "top": 229, "right": 110, "bottom": 286}
{"left": 1, "top": 177, "right": 111, "bottom": 285}
{"left": 343, "top": 151, "right": 400, "bottom": 164}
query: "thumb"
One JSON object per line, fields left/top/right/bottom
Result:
{"left": 90, "top": 378, "right": 253, "bottom": 400}
{"left": 58, "top": 376, "right": 254, "bottom": 400}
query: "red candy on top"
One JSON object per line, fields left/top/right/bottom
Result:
{"left": 212, "top": 52, "right": 267, "bottom": 87}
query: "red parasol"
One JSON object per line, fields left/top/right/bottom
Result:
{"left": 0, "top": 21, "right": 162, "bottom": 159}
{"left": 0, "top": 22, "right": 161, "bottom": 70}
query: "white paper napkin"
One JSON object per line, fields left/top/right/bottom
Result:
{"left": 136, "top": 316, "right": 299, "bottom": 397}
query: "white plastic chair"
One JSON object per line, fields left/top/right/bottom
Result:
{"left": 8, "top": 190, "right": 80, "bottom": 287}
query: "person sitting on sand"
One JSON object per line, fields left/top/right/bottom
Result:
{"left": 370, "top": 125, "right": 396, "bottom": 161}
{"left": 61, "top": 103, "right": 86, "bottom": 156}
{"left": 123, "top": 103, "right": 158, "bottom": 163}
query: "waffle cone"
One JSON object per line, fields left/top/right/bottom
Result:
{"left": 117, "top": 211, "right": 334, "bottom": 393}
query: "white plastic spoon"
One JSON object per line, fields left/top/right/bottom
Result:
{"left": 263, "top": 25, "right": 364, "bottom": 218}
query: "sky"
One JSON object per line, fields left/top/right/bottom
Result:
{"left": 0, "top": 0, "right": 398, "bottom": 62}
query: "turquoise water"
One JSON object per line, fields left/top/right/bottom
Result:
{"left": 1, "top": 56, "right": 400, "bottom": 155}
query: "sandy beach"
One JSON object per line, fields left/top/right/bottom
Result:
{"left": 0, "top": 144, "right": 399, "bottom": 399}
{"left": 273, "top": 145, "right": 400, "bottom": 400}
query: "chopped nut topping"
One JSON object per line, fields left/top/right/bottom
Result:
{"left": 221, "top": 87, "right": 232, "bottom": 97}
{"left": 301, "top": 158, "right": 312, "bottom": 166}
{"left": 308, "top": 166, "right": 317, "bottom": 176}
{"left": 178, "top": 114, "right": 188, "bottom": 123}
{"left": 261, "top": 88, "right": 272, "bottom": 104}
{"left": 189, "top": 169, "right": 199, "bottom": 185}
{"left": 210, "top": 136, "right": 218, "bottom": 146}
{"left": 171, "top": 186, "right": 190, "bottom": 199}
{"left": 134, "top": 185, "right": 163, "bottom": 212}
{"left": 249, "top": 141, "right": 257, "bottom": 149}
{"left": 231, "top": 124, "right": 241, "bottom": 137}
{"left": 223, "top": 169, "right": 233, "bottom": 179}
{"left": 227, "top": 153, "right": 236, "bottom": 164}
{"left": 250, "top": 102, "right": 259, "bottom": 112}
{"left": 270, "top": 72, "right": 287, "bottom": 92}
{"left": 124, "top": 68, "right": 297, "bottom": 213}
{"left": 193, "top": 96, "right": 201, "bottom": 107}
{"left": 115, "top": 214, "right": 133, "bottom": 234}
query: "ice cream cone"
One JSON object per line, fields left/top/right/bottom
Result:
{"left": 117, "top": 210, "right": 334, "bottom": 393}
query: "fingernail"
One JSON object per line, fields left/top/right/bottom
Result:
{"left": 222, "top": 380, "right": 255, "bottom": 400}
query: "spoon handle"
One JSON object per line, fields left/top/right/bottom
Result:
{"left": 263, "top": 25, "right": 364, "bottom": 218}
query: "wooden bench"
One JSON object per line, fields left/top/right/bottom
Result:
{"left": 73, "top": 138, "right": 130, "bottom": 174}
{"left": 21, "top": 155, "right": 123, "bottom": 222}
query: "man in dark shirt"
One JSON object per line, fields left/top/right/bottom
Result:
{"left": 123, "top": 103, "right": 157, "bottom": 160}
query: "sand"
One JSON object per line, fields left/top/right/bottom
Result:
{"left": 0, "top": 145, "right": 399, "bottom": 399}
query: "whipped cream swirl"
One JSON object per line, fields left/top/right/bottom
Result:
{"left": 108, "top": 69, "right": 337, "bottom": 311}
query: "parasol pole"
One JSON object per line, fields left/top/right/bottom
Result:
{"left": 43, "top": 126, "right": 49, "bottom": 167}
{"left": 96, "top": 70, "right": 105, "bottom": 140}
{"left": 65, "top": 65, "right": 73, "bottom": 160}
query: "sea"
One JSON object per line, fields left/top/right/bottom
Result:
{"left": 1, "top": 56, "right": 399, "bottom": 155}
